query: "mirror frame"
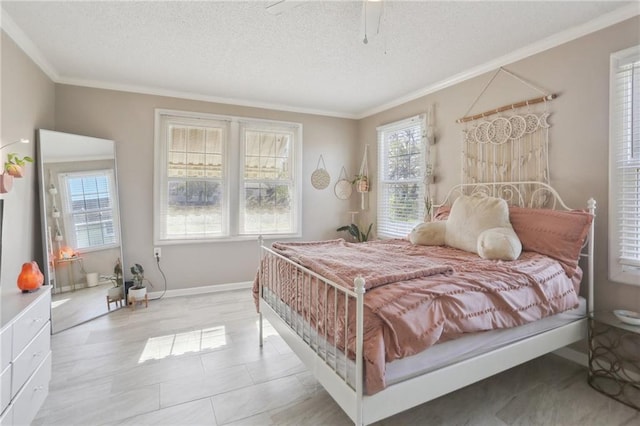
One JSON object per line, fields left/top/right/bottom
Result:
{"left": 37, "top": 129, "right": 125, "bottom": 331}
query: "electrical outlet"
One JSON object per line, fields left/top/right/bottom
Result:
{"left": 154, "top": 247, "right": 161, "bottom": 259}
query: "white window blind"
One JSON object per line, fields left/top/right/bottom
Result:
{"left": 609, "top": 45, "right": 640, "bottom": 286}
{"left": 155, "top": 109, "right": 302, "bottom": 243}
{"left": 239, "top": 123, "right": 299, "bottom": 235}
{"left": 156, "top": 113, "right": 229, "bottom": 242}
{"left": 377, "top": 115, "right": 427, "bottom": 238}
{"left": 59, "top": 170, "right": 120, "bottom": 251}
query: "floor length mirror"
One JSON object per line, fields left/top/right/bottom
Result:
{"left": 37, "top": 130, "right": 125, "bottom": 333}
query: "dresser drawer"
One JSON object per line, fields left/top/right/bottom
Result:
{"left": 0, "top": 364, "right": 10, "bottom": 414}
{"left": 11, "top": 292, "right": 50, "bottom": 359}
{"left": 11, "top": 324, "right": 50, "bottom": 398}
{"left": 12, "top": 351, "right": 51, "bottom": 426}
{"left": 0, "top": 403, "right": 13, "bottom": 426}
{"left": 0, "top": 325, "right": 11, "bottom": 371}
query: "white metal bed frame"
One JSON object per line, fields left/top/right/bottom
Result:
{"left": 258, "top": 181, "right": 596, "bottom": 425}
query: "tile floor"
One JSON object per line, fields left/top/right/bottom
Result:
{"left": 51, "top": 282, "right": 122, "bottom": 333}
{"left": 34, "top": 289, "right": 639, "bottom": 425}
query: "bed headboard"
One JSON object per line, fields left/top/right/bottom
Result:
{"left": 436, "top": 180, "right": 571, "bottom": 210}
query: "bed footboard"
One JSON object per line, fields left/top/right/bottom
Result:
{"left": 257, "top": 240, "right": 366, "bottom": 424}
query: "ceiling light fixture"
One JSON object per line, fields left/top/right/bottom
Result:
{"left": 362, "top": 0, "right": 383, "bottom": 45}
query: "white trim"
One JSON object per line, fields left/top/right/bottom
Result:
{"left": 147, "top": 281, "right": 252, "bottom": 299}
{"left": 59, "top": 77, "right": 358, "bottom": 119}
{"left": 2, "top": 5, "right": 637, "bottom": 119}
{"left": 0, "top": 8, "right": 59, "bottom": 80}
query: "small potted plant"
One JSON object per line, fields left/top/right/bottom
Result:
{"left": 352, "top": 174, "right": 369, "bottom": 193}
{"left": 128, "top": 263, "right": 149, "bottom": 303}
{"left": 106, "top": 258, "right": 124, "bottom": 302}
{"left": 4, "top": 153, "right": 34, "bottom": 178}
{"left": 337, "top": 223, "right": 373, "bottom": 242}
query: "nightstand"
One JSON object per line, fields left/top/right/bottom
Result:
{"left": 588, "top": 311, "right": 640, "bottom": 410}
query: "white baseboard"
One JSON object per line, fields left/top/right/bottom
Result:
{"left": 553, "top": 346, "right": 588, "bottom": 367}
{"left": 147, "top": 281, "right": 252, "bottom": 299}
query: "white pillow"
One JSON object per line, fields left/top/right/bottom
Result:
{"left": 444, "top": 195, "right": 516, "bottom": 256}
{"left": 477, "top": 227, "right": 522, "bottom": 261}
{"left": 409, "top": 221, "right": 446, "bottom": 246}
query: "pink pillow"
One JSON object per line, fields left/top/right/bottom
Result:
{"left": 433, "top": 205, "right": 451, "bottom": 221}
{"left": 508, "top": 207, "right": 593, "bottom": 277}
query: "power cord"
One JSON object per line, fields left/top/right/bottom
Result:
{"left": 149, "top": 253, "right": 167, "bottom": 301}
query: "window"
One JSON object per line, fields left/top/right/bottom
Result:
{"left": 155, "top": 110, "right": 302, "bottom": 243}
{"left": 377, "top": 114, "right": 427, "bottom": 238}
{"left": 239, "top": 123, "right": 298, "bottom": 235}
{"left": 59, "top": 170, "right": 120, "bottom": 251}
{"left": 609, "top": 45, "right": 640, "bottom": 286}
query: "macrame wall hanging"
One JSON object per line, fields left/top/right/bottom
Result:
{"left": 457, "top": 68, "right": 557, "bottom": 206}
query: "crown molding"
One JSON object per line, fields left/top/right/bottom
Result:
{"left": 356, "top": 3, "right": 640, "bottom": 119}
{"left": 55, "top": 76, "right": 359, "bottom": 119}
{"left": 1, "top": 7, "right": 59, "bottom": 81}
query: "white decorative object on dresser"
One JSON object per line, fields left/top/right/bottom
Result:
{"left": 0, "top": 288, "right": 52, "bottom": 426}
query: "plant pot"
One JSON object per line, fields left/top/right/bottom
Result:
{"left": 86, "top": 272, "right": 99, "bottom": 287}
{"left": 356, "top": 179, "right": 369, "bottom": 193}
{"left": 5, "top": 164, "right": 24, "bottom": 178}
{"left": 0, "top": 173, "right": 14, "bottom": 193}
{"left": 107, "top": 286, "right": 123, "bottom": 301}
{"left": 128, "top": 286, "right": 147, "bottom": 301}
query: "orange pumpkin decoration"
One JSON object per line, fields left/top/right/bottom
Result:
{"left": 59, "top": 246, "right": 75, "bottom": 259}
{"left": 17, "top": 261, "right": 44, "bottom": 293}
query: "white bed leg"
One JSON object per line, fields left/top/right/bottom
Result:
{"left": 259, "top": 312, "right": 264, "bottom": 347}
{"left": 354, "top": 276, "right": 366, "bottom": 426}
{"left": 587, "top": 198, "right": 596, "bottom": 317}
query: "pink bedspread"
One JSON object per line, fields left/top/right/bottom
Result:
{"left": 255, "top": 239, "right": 581, "bottom": 395}
{"left": 271, "top": 239, "right": 454, "bottom": 290}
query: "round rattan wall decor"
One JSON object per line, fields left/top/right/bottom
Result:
{"left": 311, "top": 155, "right": 330, "bottom": 190}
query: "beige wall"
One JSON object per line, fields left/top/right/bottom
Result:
{"left": 0, "top": 31, "right": 55, "bottom": 295}
{"left": 358, "top": 16, "right": 640, "bottom": 312}
{"left": 54, "top": 86, "right": 359, "bottom": 289}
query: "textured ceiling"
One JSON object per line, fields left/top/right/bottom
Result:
{"left": 1, "top": 1, "right": 637, "bottom": 118}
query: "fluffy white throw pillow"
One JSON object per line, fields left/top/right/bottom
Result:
{"left": 445, "top": 195, "right": 521, "bottom": 260}
{"left": 477, "top": 227, "right": 522, "bottom": 261}
{"left": 409, "top": 221, "right": 446, "bottom": 246}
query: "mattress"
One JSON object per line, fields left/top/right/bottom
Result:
{"left": 262, "top": 287, "right": 586, "bottom": 391}
{"left": 384, "top": 297, "right": 586, "bottom": 385}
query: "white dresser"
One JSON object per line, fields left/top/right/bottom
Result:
{"left": 0, "top": 288, "right": 52, "bottom": 426}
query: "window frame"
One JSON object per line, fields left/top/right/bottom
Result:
{"left": 58, "top": 169, "right": 121, "bottom": 253}
{"left": 238, "top": 120, "right": 302, "bottom": 237}
{"left": 609, "top": 45, "right": 640, "bottom": 286}
{"left": 376, "top": 114, "right": 427, "bottom": 239}
{"left": 154, "top": 109, "right": 302, "bottom": 244}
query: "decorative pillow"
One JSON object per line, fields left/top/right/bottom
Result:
{"left": 445, "top": 195, "right": 514, "bottom": 255}
{"left": 509, "top": 207, "right": 593, "bottom": 277}
{"left": 409, "top": 221, "right": 446, "bottom": 246}
{"left": 477, "top": 227, "right": 522, "bottom": 261}
{"left": 433, "top": 205, "right": 451, "bottom": 221}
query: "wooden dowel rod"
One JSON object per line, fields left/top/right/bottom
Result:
{"left": 456, "top": 93, "right": 557, "bottom": 123}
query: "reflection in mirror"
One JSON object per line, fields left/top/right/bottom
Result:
{"left": 37, "top": 130, "right": 124, "bottom": 333}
